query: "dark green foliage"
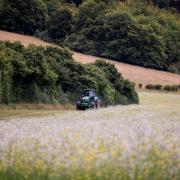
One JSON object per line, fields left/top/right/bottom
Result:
{"left": 145, "top": 84, "right": 155, "bottom": 90}
{"left": 0, "top": 0, "right": 48, "bottom": 34}
{"left": 145, "top": 84, "right": 162, "bottom": 90}
{"left": 163, "top": 85, "right": 172, "bottom": 91}
{"left": 170, "top": 85, "right": 179, "bottom": 91}
{"left": 0, "top": 41, "right": 138, "bottom": 105}
{"left": 63, "top": 0, "right": 180, "bottom": 73}
{"left": 47, "top": 7, "right": 73, "bottom": 42}
{"left": 146, "top": 84, "right": 179, "bottom": 91}
{"left": 94, "top": 60, "right": 139, "bottom": 104}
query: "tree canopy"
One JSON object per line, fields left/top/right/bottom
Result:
{"left": 0, "top": 0, "right": 48, "bottom": 34}
{"left": 0, "top": 41, "right": 139, "bottom": 105}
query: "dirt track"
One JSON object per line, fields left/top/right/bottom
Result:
{"left": 0, "top": 30, "right": 180, "bottom": 86}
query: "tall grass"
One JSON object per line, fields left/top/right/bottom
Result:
{"left": 0, "top": 140, "right": 179, "bottom": 180}
{"left": 0, "top": 92, "right": 179, "bottom": 179}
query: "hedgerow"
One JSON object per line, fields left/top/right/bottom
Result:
{"left": 0, "top": 41, "right": 139, "bottom": 105}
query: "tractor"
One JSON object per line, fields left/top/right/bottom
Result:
{"left": 76, "top": 89, "right": 100, "bottom": 110}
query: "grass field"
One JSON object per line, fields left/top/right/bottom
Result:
{"left": 0, "top": 104, "right": 74, "bottom": 120}
{"left": 0, "top": 92, "right": 179, "bottom": 179}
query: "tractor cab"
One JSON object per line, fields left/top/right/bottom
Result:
{"left": 82, "top": 89, "right": 96, "bottom": 98}
{"left": 76, "top": 89, "right": 100, "bottom": 110}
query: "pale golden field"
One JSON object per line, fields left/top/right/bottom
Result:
{"left": 0, "top": 92, "right": 179, "bottom": 179}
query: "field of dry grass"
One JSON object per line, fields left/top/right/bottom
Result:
{"left": 0, "top": 92, "right": 179, "bottom": 179}
{"left": 0, "top": 103, "right": 74, "bottom": 120}
{"left": 0, "top": 30, "right": 180, "bottom": 86}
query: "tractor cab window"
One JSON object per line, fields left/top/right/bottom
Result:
{"left": 82, "top": 90, "right": 89, "bottom": 97}
{"left": 89, "top": 91, "right": 95, "bottom": 97}
{"left": 82, "top": 90, "right": 95, "bottom": 97}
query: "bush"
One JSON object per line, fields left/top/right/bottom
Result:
{"left": 146, "top": 84, "right": 162, "bottom": 90}
{"left": 154, "top": 84, "right": 163, "bottom": 90}
{"left": 163, "top": 85, "right": 179, "bottom": 91}
{"left": 145, "top": 84, "right": 155, "bottom": 90}
{"left": 171, "top": 85, "right": 179, "bottom": 91}
{"left": 0, "top": 41, "right": 139, "bottom": 105}
{"left": 163, "top": 85, "right": 171, "bottom": 91}
{"left": 146, "top": 84, "right": 179, "bottom": 91}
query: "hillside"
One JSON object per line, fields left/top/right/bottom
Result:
{"left": 0, "top": 0, "right": 179, "bottom": 73}
{"left": 0, "top": 30, "right": 180, "bottom": 86}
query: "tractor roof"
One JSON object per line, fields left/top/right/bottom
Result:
{"left": 83, "top": 89, "right": 96, "bottom": 91}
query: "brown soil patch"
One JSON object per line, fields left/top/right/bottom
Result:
{"left": 0, "top": 30, "right": 180, "bottom": 86}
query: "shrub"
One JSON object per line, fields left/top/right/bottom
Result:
{"left": 145, "top": 84, "right": 155, "bottom": 90}
{"left": 171, "top": 85, "right": 179, "bottom": 91}
{"left": 146, "top": 84, "right": 162, "bottom": 90}
{"left": 146, "top": 84, "right": 179, "bottom": 91}
{"left": 154, "top": 84, "right": 162, "bottom": 90}
{"left": 163, "top": 85, "right": 172, "bottom": 91}
{"left": 163, "top": 85, "right": 179, "bottom": 91}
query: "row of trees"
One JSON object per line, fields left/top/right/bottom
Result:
{"left": 0, "top": 41, "right": 139, "bottom": 105}
{"left": 45, "top": 0, "right": 180, "bottom": 74}
{"left": 62, "top": 0, "right": 179, "bottom": 73}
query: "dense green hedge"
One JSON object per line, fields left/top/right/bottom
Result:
{"left": 0, "top": 41, "right": 138, "bottom": 105}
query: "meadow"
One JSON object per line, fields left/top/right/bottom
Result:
{"left": 0, "top": 92, "right": 180, "bottom": 179}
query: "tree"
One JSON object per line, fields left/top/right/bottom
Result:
{"left": 0, "top": 0, "right": 48, "bottom": 35}
{"left": 48, "top": 7, "right": 73, "bottom": 41}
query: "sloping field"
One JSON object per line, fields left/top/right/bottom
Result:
{"left": 0, "top": 92, "right": 179, "bottom": 179}
{"left": 0, "top": 30, "right": 180, "bottom": 86}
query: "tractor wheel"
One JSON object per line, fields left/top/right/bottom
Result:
{"left": 76, "top": 106, "right": 81, "bottom": 110}
{"left": 95, "top": 102, "right": 100, "bottom": 109}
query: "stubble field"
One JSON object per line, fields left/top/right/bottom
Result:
{"left": 0, "top": 92, "right": 179, "bottom": 179}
